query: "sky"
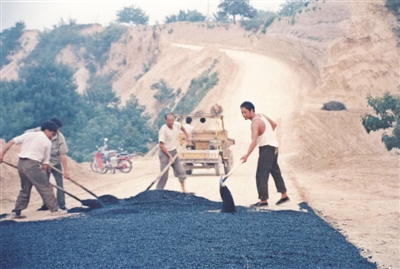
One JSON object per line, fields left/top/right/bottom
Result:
{"left": 1, "top": 0, "right": 283, "bottom": 31}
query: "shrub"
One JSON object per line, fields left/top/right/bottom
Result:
{"left": 0, "top": 22, "right": 25, "bottom": 68}
{"left": 241, "top": 10, "right": 277, "bottom": 33}
{"left": 174, "top": 60, "right": 219, "bottom": 115}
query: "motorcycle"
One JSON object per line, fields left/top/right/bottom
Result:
{"left": 90, "top": 138, "right": 135, "bottom": 174}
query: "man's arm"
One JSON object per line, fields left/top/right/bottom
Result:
{"left": 180, "top": 125, "right": 191, "bottom": 143}
{"left": 58, "top": 133, "right": 69, "bottom": 179}
{"left": 60, "top": 154, "right": 69, "bottom": 179}
{"left": 0, "top": 140, "right": 15, "bottom": 163}
{"left": 261, "top": 114, "right": 277, "bottom": 130}
{"left": 240, "top": 121, "right": 260, "bottom": 163}
{"left": 159, "top": 142, "right": 174, "bottom": 163}
{"left": 42, "top": 141, "right": 51, "bottom": 172}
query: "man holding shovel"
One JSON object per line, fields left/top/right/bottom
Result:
{"left": 240, "top": 101, "right": 289, "bottom": 207}
{"left": 0, "top": 121, "right": 66, "bottom": 218}
{"left": 157, "top": 112, "right": 191, "bottom": 192}
{"left": 37, "top": 117, "right": 69, "bottom": 211}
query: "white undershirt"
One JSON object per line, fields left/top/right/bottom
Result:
{"left": 159, "top": 122, "right": 181, "bottom": 151}
{"left": 13, "top": 132, "right": 52, "bottom": 163}
{"left": 252, "top": 115, "right": 279, "bottom": 148}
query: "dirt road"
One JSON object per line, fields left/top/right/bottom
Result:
{"left": 1, "top": 44, "right": 398, "bottom": 269}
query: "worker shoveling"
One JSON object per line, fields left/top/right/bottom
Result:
{"left": 219, "top": 161, "right": 243, "bottom": 213}
{"left": 3, "top": 161, "right": 103, "bottom": 210}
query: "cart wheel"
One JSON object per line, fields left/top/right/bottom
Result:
{"left": 185, "top": 163, "right": 193, "bottom": 175}
{"left": 215, "top": 155, "right": 224, "bottom": 176}
{"left": 224, "top": 149, "right": 233, "bottom": 174}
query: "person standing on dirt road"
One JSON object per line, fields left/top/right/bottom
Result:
{"left": 239, "top": 101, "right": 290, "bottom": 207}
{"left": 0, "top": 121, "right": 67, "bottom": 218}
{"left": 182, "top": 116, "right": 195, "bottom": 149}
{"left": 158, "top": 112, "right": 191, "bottom": 192}
{"left": 37, "top": 117, "right": 69, "bottom": 211}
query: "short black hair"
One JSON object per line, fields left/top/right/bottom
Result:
{"left": 165, "top": 112, "right": 174, "bottom": 119}
{"left": 240, "top": 101, "right": 255, "bottom": 112}
{"left": 41, "top": 121, "right": 58, "bottom": 132}
{"left": 186, "top": 117, "right": 192, "bottom": 124}
{"left": 50, "top": 117, "right": 62, "bottom": 128}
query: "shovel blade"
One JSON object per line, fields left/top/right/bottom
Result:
{"left": 219, "top": 185, "right": 235, "bottom": 213}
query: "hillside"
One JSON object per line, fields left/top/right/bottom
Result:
{"left": 1, "top": 1, "right": 399, "bottom": 268}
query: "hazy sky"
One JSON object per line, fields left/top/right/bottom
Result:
{"left": 1, "top": 0, "right": 283, "bottom": 31}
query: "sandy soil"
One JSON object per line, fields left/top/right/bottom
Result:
{"left": 1, "top": 42, "right": 399, "bottom": 269}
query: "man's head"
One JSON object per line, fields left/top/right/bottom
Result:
{"left": 50, "top": 117, "right": 62, "bottom": 132}
{"left": 186, "top": 117, "right": 192, "bottom": 124}
{"left": 164, "top": 112, "right": 175, "bottom": 128}
{"left": 41, "top": 121, "right": 58, "bottom": 140}
{"left": 240, "top": 101, "right": 255, "bottom": 120}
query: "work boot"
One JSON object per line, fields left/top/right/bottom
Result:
{"left": 37, "top": 205, "right": 49, "bottom": 211}
{"left": 11, "top": 210, "right": 27, "bottom": 219}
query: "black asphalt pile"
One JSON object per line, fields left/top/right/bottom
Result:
{"left": 322, "top": 101, "right": 347, "bottom": 111}
{"left": 1, "top": 190, "right": 376, "bottom": 269}
{"left": 98, "top": 194, "right": 119, "bottom": 205}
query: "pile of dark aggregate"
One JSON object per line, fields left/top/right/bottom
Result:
{"left": 1, "top": 190, "right": 375, "bottom": 269}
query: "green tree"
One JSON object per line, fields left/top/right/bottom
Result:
{"left": 213, "top": 11, "right": 230, "bottom": 22}
{"left": 116, "top": 6, "right": 149, "bottom": 25}
{"left": 19, "top": 61, "right": 80, "bottom": 125}
{"left": 85, "top": 73, "right": 120, "bottom": 106}
{"left": 217, "top": 0, "right": 256, "bottom": 23}
{"left": 278, "top": 0, "right": 307, "bottom": 17}
{"left": 151, "top": 79, "right": 177, "bottom": 104}
{"left": 362, "top": 93, "right": 400, "bottom": 151}
{"left": 386, "top": 0, "right": 400, "bottom": 15}
{"left": 0, "top": 21, "right": 25, "bottom": 68}
{"left": 0, "top": 81, "right": 33, "bottom": 139}
{"left": 165, "top": 10, "right": 206, "bottom": 23}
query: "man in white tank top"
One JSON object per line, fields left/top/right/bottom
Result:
{"left": 240, "top": 101, "right": 289, "bottom": 207}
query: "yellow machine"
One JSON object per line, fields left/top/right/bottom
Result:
{"left": 178, "top": 112, "right": 235, "bottom": 176}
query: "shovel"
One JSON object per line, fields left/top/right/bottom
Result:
{"left": 145, "top": 152, "right": 180, "bottom": 191}
{"left": 48, "top": 164, "right": 100, "bottom": 199}
{"left": 50, "top": 183, "right": 103, "bottom": 209}
{"left": 2, "top": 161, "right": 102, "bottom": 209}
{"left": 145, "top": 143, "right": 187, "bottom": 191}
{"left": 219, "top": 161, "right": 242, "bottom": 213}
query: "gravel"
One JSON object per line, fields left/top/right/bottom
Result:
{"left": 0, "top": 190, "right": 376, "bottom": 269}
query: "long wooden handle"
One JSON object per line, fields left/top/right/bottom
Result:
{"left": 146, "top": 153, "right": 179, "bottom": 191}
{"left": 146, "top": 143, "right": 187, "bottom": 191}
{"left": 48, "top": 164, "right": 99, "bottom": 199}
{"left": 221, "top": 161, "right": 243, "bottom": 183}
{"left": 50, "top": 183, "right": 83, "bottom": 202}
{"left": 3, "top": 161, "right": 18, "bottom": 169}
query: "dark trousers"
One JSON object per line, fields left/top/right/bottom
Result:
{"left": 44, "top": 163, "right": 65, "bottom": 208}
{"left": 14, "top": 159, "right": 58, "bottom": 212}
{"left": 156, "top": 149, "right": 186, "bottom": 190}
{"left": 256, "top": 145, "right": 287, "bottom": 200}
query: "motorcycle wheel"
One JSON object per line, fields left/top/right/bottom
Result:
{"left": 90, "top": 159, "right": 98, "bottom": 173}
{"left": 118, "top": 159, "right": 132, "bottom": 173}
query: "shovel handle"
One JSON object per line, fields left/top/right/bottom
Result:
{"left": 146, "top": 152, "right": 179, "bottom": 191}
{"left": 48, "top": 164, "right": 99, "bottom": 199}
{"left": 2, "top": 161, "right": 18, "bottom": 169}
{"left": 222, "top": 161, "right": 243, "bottom": 183}
{"left": 50, "top": 183, "right": 83, "bottom": 203}
{"left": 146, "top": 142, "right": 187, "bottom": 191}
